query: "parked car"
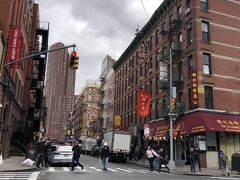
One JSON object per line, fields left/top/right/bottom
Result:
{"left": 90, "top": 145, "right": 101, "bottom": 157}
{"left": 48, "top": 145, "right": 73, "bottom": 165}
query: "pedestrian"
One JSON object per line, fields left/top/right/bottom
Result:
{"left": 146, "top": 146, "right": 159, "bottom": 171}
{"left": 159, "top": 148, "right": 170, "bottom": 173}
{"left": 194, "top": 146, "right": 201, "bottom": 171}
{"left": 134, "top": 144, "right": 140, "bottom": 161}
{"left": 71, "top": 141, "right": 84, "bottom": 171}
{"left": 100, "top": 142, "right": 110, "bottom": 171}
{"left": 43, "top": 139, "right": 50, "bottom": 167}
{"left": 190, "top": 147, "right": 196, "bottom": 173}
{"left": 36, "top": 138, "right": 45, "bottom": 168}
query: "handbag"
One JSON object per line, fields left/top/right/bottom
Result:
{"left": 151, "top": 150, "right": 157, "bottom": 158}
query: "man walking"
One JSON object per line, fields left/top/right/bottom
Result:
{"left": 159, "top": 148, "right": 169, "bottom": 173}
{"left": 100, "top": 142, "right": 110, "bottom": 171}
{"left": 71, "top": 141, "right": 84, "bottom": 171}
{"left": 190, "top": 147, "right": 196, "bottom": 173}
{"left": 36, "top": 138, "right": 45, "bottom": 168}
{"left": 194, "top": 146, "right": 201, "bottom": 171}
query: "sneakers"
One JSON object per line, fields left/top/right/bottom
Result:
{"left": 81, "top": 165, "right": 84, "bottom": 170}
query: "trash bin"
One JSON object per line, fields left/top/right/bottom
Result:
{"left": 231, "top": 152, "right": 240, "bottom": 174}
{"left": 25, "top": 144, "right": 38, "bottom": 161}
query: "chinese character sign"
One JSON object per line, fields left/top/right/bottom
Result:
{"left": 137, "top": 89, "right": 150, "bottom": 117}
{"left": 191, "top": 71, "right": 198, "bottom": 107}
{"left": 7, "top": 26, "right": 22, "bottom": 69}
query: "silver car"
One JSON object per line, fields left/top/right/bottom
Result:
{"left": 48, "top": 145, "right": 73, "bottom": 165}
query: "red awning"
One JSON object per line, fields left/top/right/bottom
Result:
{"left": 174, "top": 111, "right": 240, "bottom": 135}
{"left": 149, "top": 120, "right": 169, "bottom": 138}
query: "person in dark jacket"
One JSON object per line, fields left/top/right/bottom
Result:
{"left": 71, "top": 141, "right": 84, "bottom": 171}
{"left": 100, "top": 142, "right": 110, "bottom": 171}
{"left": 190, "top": 147, "right": 196, "bottom": 173}
{"left": 36, "top": 138, "right": 46, "bottom": 168}
{"left": 194, "top": 147, "right": 201, "bottom": 171}
{"left": 43, "top": 140, "right": 50, "bottom": 167}
{"left": 159, "top": 148, "right": 170, "bottom": 173}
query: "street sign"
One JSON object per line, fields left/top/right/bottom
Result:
{"left": 144, "top": 124, "right": 150, "bottom": 136}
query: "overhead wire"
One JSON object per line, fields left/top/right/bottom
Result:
{"left": 140, "top": 0, "right": 150, "bottom": 20}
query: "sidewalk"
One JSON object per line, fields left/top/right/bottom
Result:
{"left": 128, "top": 159, "right": 240, "bottom": 177}
{"left": 0, "top": 156, "right": 36, "bottom": 172}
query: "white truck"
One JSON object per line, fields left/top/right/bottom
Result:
{"left": 103, "top": 130, "right": 131, "bottom": 162}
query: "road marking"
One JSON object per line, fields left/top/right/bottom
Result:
{"left": 62, "top": 167, "right": 70, "bottom": 171}
{"left": 115, "top": 168, "right": 133, "bottom": 173}
{"left": 76, "top": 167, "right": 87, "bottom": 171}
{"left": 28, "top": 172, "right": 40, "bottom": 180}
{"left": 89, "top": 167, "right": 102, "bottom": 172}
{"left": 127, "top": 168, "right": 147, "bottom": 173}
{"left": 48, "top": 167, "right": 55, "bottom": 171}
{"left": 107, "top": 168, "right": 118, "bottom": 172}
{"left": 211, "top": 177, "right": 240, "bottom": 180}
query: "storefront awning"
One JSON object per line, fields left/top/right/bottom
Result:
{"left": 174, "top": 111, "right": 240, "bottom": 135}
{"left": 149, "top": 120, "right": 169, "bottom": 138}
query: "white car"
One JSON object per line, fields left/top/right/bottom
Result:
{"left": 48, "top": 145, "right": 73, "bottom": 165}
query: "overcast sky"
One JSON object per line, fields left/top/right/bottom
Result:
{"left": 35, "top": 0, "right": 163, "bottom": 95}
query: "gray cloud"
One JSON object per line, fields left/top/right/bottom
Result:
{"left": 35, "top": 0, "right": 163, "bottom": 94}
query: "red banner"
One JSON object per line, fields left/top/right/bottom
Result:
{"left": 7, "top": 26, "right": 22, "bottom": 69}
{"left": 137, "top": 89, "right": 150, "bottom": 117}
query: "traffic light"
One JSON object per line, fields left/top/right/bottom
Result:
{"left": 69, "top": 51, "right": 79, "bottom": 70}
{"left": 172, "top": 98, "right": 177, "bottom": 110}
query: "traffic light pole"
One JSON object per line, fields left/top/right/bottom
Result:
{"left": 3, "top": 44, "right": 76, "bottom": 68}
{"left": 168, "top": 48, "right": 176, "bottom": 171}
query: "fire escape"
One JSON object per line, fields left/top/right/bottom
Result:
{"left": 27, "top": 21, "right": 49, "bottom": 140}
{"left": 159, "top": 16, "right": 185, "bottom": 116}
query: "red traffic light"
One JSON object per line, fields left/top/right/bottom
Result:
{"left": 71, "top": 51, "right": 77, "bottom": 57}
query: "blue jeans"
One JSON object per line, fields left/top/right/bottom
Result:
{"left": 102, "top": 157, "right": 109, "bottom": 170}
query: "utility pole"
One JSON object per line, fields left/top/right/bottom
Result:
{"left": 3, "top": 44, "right": 76, "bottom": 68}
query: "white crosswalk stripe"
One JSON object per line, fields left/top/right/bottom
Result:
{"left": 211, "top": 177, "right": 240, "bottom": 180}
{"left": 0, "top": 171, "right": 39, "bottom": 180}
{"left": 127, "top": 168, "right": 147, "bottom": 173}
{"left": 107, "top": 168, "right": 118, "bottom": 172}
{"left": 115, "top": 168, "right": 133, "bottom": 173}
{"left": 89, "top": 167, "right": 102, "bottom": 171}
{"left": 62, "top": 167, "right": 70, "bottom": 171}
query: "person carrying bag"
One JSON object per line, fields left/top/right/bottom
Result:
{"left": 146, "top": 146, "right": 159, "bottom": 171}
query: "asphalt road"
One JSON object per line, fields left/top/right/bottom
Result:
{"left": 0, "top": 155, "right": 238, "bottom": 180}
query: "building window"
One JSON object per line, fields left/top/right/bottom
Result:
{"left": 200, "top": 0, "right": 208, "bottom": 10}
{"left": 188, "top": 87, "right": 192, "bottom": 110}
{"left": 149, "top": 57, "right": 152, "bottom": 70}
{"left": 149, "top": 80, "right": 152, "bottom": 96}
{"left": 201, "top": 21, "right": 210, "bottom": 42}
{"left": 187, "top": 23, "right": 193, "bottom": 45}
{"left": 178, "top": 62, "right": 183, "bottom": 81}
{"left": 186, "top": 0, "right": 191, "bottom": 13}
{"left": 188, "top": 55, "right": 193, "bottom": 79}
{"left": 140, "top": 66, "right": 143, "bottom": 77}
{"left": 155, "top": 77, "right": 159, "bottom": 94}
{"left": 149, "top": 36, "right": 153, "bottom": 51}
{"left": 155, "top": 102, "right": 159, "bottom": 119}
{"left": 203, "top": 53, "right": 212, "bottom": 75}
{"left": 155, "top": 29, "right": 159, "bottom": 46}
{"left": 135, "top": 70, "right": 138, "bottom": 84}
{"left": 204, "top": 86, "right": 213, "bottom": 109}
{"left": 177, "top": 5, "right": 181, "bottom": 19}
{"left": 178, "top": 32, "right": 182, "bottom": 49}
{"left": 144, "top": 62, "right": 148, "bottom": 77}
{"left": 155, "top": 53, "right": 159, "bottom": 70}
{"left": 136, "top": 52, "right": 138, "bottom": 66}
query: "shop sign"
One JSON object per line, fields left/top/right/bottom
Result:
{"left": 7, "top": 26, "right": 22, "bottom": 69}
{"left": 114, "top": 115, "right": 121, "bottom": 127}
{"left": 216, "top": 119, "right": 240, "bottom": 132}
{"left": 191, "top": 71, "right": 198, "bottom": 107}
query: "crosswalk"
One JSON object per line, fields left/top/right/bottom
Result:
{"left": 0, "top": 171, "right": 40, "bottom": 180}
{"left": 42, "top": 166, "right": 164, "bottom": 175}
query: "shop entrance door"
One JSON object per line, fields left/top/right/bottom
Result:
{"left": 175, "top": 136, "right": 189, "bottom": 164}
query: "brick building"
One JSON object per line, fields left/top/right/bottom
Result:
{"left": 45, "top": 42, "right": 76, "bottom": 140}
{"left": 113, "top": 0, "right": 240, "bottom": 168}
{"left": 0, "top": 0, "right": 46, "bottom": 158}
{"left": 74, "top": 80, "right": 100, "bottom": 138}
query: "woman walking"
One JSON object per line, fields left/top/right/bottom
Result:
{"left": 146, "top": 146, "right": 159, "bottom": 171}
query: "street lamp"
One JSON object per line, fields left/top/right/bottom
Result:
{"left": 159, "top": 49, "right": 175, "bottom": 171}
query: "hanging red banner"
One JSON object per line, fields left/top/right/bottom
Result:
{"left": 137, "top": 89, "right": 150, "bottom": 117}
{"left": 7, "top": 26, "right": 22, "bottom": 69}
